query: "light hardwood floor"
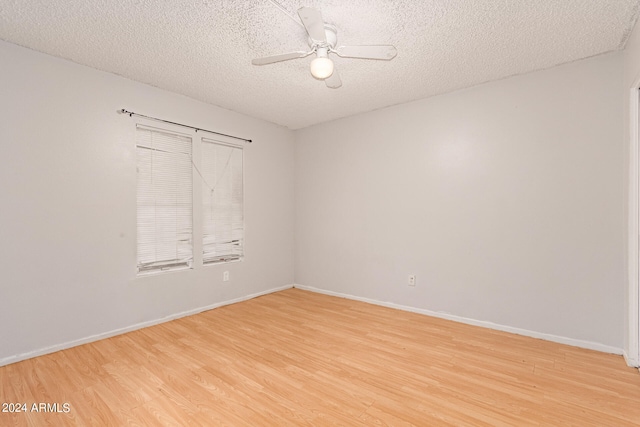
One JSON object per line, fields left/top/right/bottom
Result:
{"left": 1, "top": 288, "right": 640, "bottom": 426}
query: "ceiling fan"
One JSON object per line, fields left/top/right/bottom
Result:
{"left": 251, "top": 6, "right": 397, "bottom": 89}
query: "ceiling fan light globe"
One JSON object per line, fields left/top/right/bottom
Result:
{"left": 310, "top": 57, "right": 334, "bottom": 80}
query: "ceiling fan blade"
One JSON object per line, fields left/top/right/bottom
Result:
{"left": 325, "top": 68, "right": 342, "bottom": 89}
{"left": 335, "top": 45, "right": 397, "bottom": 60}
{"left": 251, "top": 51, "right": 312, "bottom": 65}
{"left": 297, "top": 7, "right": 327, "bottom": 42}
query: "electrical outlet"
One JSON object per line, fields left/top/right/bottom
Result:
{"left": 223, "top": 271, "right": 229, "bottom": 282}
{"left": 408, "top": 275, "right": 416, "bottom": 286}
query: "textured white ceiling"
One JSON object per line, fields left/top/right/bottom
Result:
{"left": 0, "top": 0, "right": 638, "bottom": 129}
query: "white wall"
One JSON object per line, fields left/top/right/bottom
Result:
{"left": 0, "top": 40, "right": 295, "bottom": 364}
{"left": 295, "top": 52, "right": 625, "bottom": 350}
{"left": 623, "top": 19, "right": 640, "bottom": 363}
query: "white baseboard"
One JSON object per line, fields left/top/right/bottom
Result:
{"left": 0, "top": 284, "right": 294, "bottom": 367}
{"left": 294, "top": 284, "right": 623, "bottom": 356}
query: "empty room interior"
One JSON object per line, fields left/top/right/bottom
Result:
{"left": 3, "top": 0, "right": 640, "bottom": 425}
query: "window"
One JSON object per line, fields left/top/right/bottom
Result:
{"left": 135, "top": 123, "right": 245, "bottom": 275}
{"left": 200, "top": 138, "right": 244, "bottom": 263}
{"left": 136, "top": 125, "right": 193, "bottom": 274}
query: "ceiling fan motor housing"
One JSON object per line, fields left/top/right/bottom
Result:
{"left": 308, "top": 24, "right": 338, "bottom": 50}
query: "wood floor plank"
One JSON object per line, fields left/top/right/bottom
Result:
{"left": 1, "top": 288, "right": 639, "bottom": 426}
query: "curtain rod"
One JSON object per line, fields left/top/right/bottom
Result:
{"left": 118, "top": 109, "right": 252, "bottom": 143}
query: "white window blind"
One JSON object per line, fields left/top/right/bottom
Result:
{"left": 201, "top": 138, "right": 244, "bottom": 264}
{"left": 136, "top": 125, "right": 193, "bottom": 274}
